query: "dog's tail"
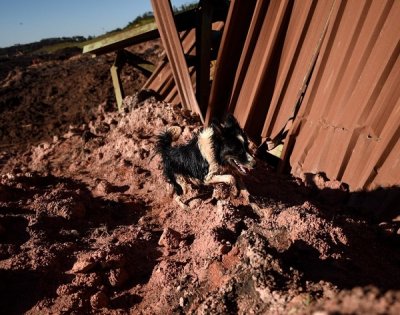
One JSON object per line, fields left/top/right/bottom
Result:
{"left": 156, "top": 126, "right": 181, "bottom": 154}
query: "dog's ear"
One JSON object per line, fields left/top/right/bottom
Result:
{"left": 211, "top": 118, "right": 223, "bottom": 135}
{"left": 223, "top": 113, "right": 240, "bottom": 129}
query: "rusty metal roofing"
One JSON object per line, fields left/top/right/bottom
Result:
{"left": 196, "top": 0, "right": 399, "bottom": 192}
{"left": 132, "top": 0, "right": 399, "bottom": 192}
{"left": 285, "top": 0, "right": 400, "bottom": 191}
{"left": 151, "top": 0, "right": 201, "bottom": 121}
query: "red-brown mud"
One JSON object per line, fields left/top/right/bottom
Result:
{"left": 1, "top": 45, "right": 400, "bottom": 314}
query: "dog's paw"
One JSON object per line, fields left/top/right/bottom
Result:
{"left": 212, "top": 183, "right": 231, "bottom": 200}
{"left": 174, "top": 195, "right": 189, "bottom": 210}
{"left": 249, "top": 202, "right": 261, "bottom": 214}
{"left": 239, "top": 188, "right": 251, "bottom": 202}
{"left": 230, "top": 185, "right": 239, "bottom": 197}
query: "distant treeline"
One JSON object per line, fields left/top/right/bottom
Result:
{"left": 126, "top": 1, "right": 198, "bottom": 28}
{"left": 0, "top": 36, "right": 87, "bottom": 56}
{"left": 0, "top": 1, "right": 199, "bottom": 56}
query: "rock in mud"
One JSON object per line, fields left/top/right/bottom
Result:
{"left": 158, "top": 227, "right": 182, "bottom": 254}
{"left": 71, "top": 256, "right": 97, "bottom": 274}
{"left": 90, "top": 291, "right": 109, "bottom": 310}
{"left": 108, "top": 268, "right": 129, "bottom": 287}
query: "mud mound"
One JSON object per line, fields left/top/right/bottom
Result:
{"left": 1, "top": 92, "right": 400, "bottom": 314}
{"left": 0, "top": 41, "right": 161, "bottom": 156}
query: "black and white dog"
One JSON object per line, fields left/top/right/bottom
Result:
{"left": 156, "top": 114, "right": 256, "bottom": 208}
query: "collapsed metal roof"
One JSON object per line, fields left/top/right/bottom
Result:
{"left": 83, "top": 0, "right": 400, "bottom": 196}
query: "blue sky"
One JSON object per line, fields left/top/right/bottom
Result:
{"left": 0, "top": 0, "right": 195, "bottom": 48}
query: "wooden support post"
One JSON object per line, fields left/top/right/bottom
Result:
{"left": 110, "top": 50, "right": 126, "bottom": 112}
{"left": 123, "top": 50, "right": 155, "bottom": 77}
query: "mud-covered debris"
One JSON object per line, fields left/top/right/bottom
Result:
{"left": 71, "top": 256, "right": 97, "bottom": 274}
{"left": 90, "top": 291, "right": 109, "bottom": 309}
{"left": 108, "top": 268, "right": 129, "bottom": 287}
{"left": 122, "top": 89, "right": 162, "bottom": 111}
{"left": 158, "top": 227, "right": 182, "bottom": 255}
{"left": 1, "top": 47, "right": 400, "bottom": 314}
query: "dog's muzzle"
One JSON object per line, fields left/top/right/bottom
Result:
{"left": 230, "top": 153, "right": 256, "bottom": 175}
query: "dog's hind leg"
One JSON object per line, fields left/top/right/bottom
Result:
{"left": 174, "top": 176, "right": 190, "bottom": 210}
{"left": 165, "top": 171, "right": 189, "bottom": 210}
{"left": 164, "top": 169, "right": 183, "bottom": 195}
{"left": 174, "top": 195, "right": 189, "bottom": 210}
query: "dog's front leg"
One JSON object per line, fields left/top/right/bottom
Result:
{"left": 204, "top": 174, "right": 238, "bottom": 196}
{"left": 236, "top": 176, "right": 260, "bottom": 212}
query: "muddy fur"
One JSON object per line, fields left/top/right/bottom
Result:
{"left": 156, "top": 114, "right": 255, "bottom": 206}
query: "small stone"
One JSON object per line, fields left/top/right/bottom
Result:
{"left": 158, "top": 227, "right": 182, "bottom": 250}
{"left": 101, "top": 253, "right": 126, "bottom": 269}
{"left": 94, "top": 180, "right": 113, "bottom": 195}
{"left": 108, "top": 268, "right": 129, "bottom": 287}
{"left": 90, "top": 291, "right": 108, "bottom": 309}
{"left": 378, "top": 222, "right": 397, "bottom": 236}
{"left": 392, "top": 215, "right": 400, "bottom": 222}
{"left": 71, "top": 257, "right": 96, "bottom": 274}
{"left": 56, "top": 284, "right": 72, "bottom": 296}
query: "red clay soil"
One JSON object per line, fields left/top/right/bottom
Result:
{"left": 1, "top": 44, "right": 400, "bottom": 315}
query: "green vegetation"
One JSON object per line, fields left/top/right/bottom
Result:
{"left": 0, "top": 36, "right": 86, "bottom": 56}
{"left": 126, "top": 11, "right": 155, "bottom": 29}
{"left": 0, "top": 1, "right": 199, "bottom": 56}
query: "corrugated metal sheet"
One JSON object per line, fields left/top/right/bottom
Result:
{"left": 205, "top": 0, "right": 258, "bottom": 124}
{"left": 151, "top": 0, "right": 202, "bottom": 121}
{"left": 148, "top": 0, "right": 399, "bottom": 192}
{"left": 143, "top": 21, "right": 224, "bottom": 105}
{"left": 286, "top": 0, "right": 400, "bottom": 191}
{"left": 204, "top": 0, "right": 399, "bottom": 192}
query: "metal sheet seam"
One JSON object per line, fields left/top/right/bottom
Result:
{"left": 278, "top": 0, "right": 337, "bottom": 172}
{"left": 236, "top": 0, "right": 290, "bottom": 127}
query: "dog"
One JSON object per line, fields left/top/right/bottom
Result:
{"left": 156, "top": 114, "right": 256, "bottom": 209}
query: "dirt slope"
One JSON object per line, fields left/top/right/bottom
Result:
{"left": 1, "top": 44, "right": 400, "bottom": 315}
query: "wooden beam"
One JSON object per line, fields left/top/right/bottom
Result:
{"left": 151, "top": 0, "right": 204, "bottom": 123}
{"left": 82, "top": 8, "right": 228, "bottom": 56}
{"left": 83, "top": 22, "right": 158, "bottom": 55}
{"left": 123, "top": 50, "right": 155, "bottom": 77}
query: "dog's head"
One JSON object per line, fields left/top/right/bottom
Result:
{"left": 212, "top": 114, "right": 256, "bottom": 174}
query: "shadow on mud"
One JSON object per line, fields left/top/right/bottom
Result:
{"left": 0, "top": 269, "right": 47, "bottom": 315}
{"left": 245, "top": 163, "right": 400, "bottom": 291}
{"left": 0, "top": 173, "right": 161, "bottom": 313}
